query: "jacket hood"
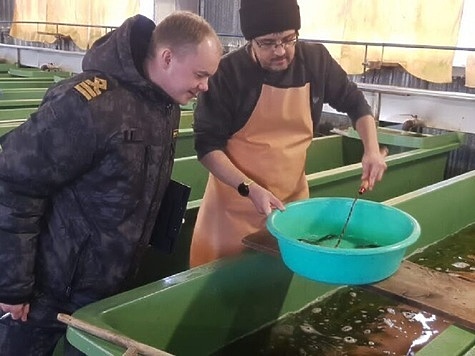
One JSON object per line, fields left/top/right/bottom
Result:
{"left": 82, "top": 15, "right": 164, "bottom": 96}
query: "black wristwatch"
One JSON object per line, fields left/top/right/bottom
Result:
{"left": 237, "top": 179, "right": 254, "bottom": 197}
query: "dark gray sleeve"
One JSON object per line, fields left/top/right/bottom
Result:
{"left": 306, "top": 44, "right": 372, "bottom": 126}
{"left": 321, "top": 46, "right": 372, "bottom": 123}
{"left": 0, "top": 95, "right": 96, "bottom": 304}
{"left": 193, "top": 70, "right": 236, "bottom": 160}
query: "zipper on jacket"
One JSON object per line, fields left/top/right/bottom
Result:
{"left": 65, "top": 234, "right": 90, "bottom": 299}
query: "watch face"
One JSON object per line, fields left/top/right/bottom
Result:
{"left": 238, "top": 182, "right": 250, "bottom": 196}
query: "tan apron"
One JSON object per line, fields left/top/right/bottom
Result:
{"left": 190, "top": 83, "right": 313, "bottom": 267}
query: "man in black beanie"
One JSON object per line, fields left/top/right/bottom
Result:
{"left": 190, "top": 0, "right": 387, "bottom": 266}
{"left": 239, "top": 0, "right": 301, "bottom": 41}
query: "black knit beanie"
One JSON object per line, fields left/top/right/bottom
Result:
{"left": 239, "top": 0, "right": 301, "bottom": 40}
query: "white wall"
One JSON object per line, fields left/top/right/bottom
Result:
{"left": 454, "top": 0, "right": 475, "bottom": 67}
{"left": 153, "top": 0, "right": 199, "bottom": 23}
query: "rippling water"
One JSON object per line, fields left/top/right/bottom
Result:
{"left": 211, "top": 287, "right": 451, "bottom": 355}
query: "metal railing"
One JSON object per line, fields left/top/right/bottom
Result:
{"left": 0, "top": 20, "right": 117, "bottom": 50}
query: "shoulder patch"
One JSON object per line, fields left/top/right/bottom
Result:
{"left": 74, "top": 77, "right": 108, "bottom": 100}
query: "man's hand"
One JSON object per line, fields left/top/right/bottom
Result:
{"left": 248, "top": 183, "right": 286, "bottom": 216}
{"left": 361, "top": 146, "right": 388, "bottom": 190}
{"left": 0, "top": 302, "right": 30, "bottom": 322}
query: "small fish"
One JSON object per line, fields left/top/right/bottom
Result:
{"left": 298, "top": 234, "right": 338, "bottom": 245}
{"left": 298, "top": 236, "right": 380, "bottom": 249}
{"left": 354, "top": 244, "right": 380, "bottom": 249}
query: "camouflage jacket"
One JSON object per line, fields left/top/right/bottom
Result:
{"left": 0, "top": 15, "right": 180, "bottom": 306}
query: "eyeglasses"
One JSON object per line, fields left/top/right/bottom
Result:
{"left": 253, "top": 35, "right": 298, "bottom": 51}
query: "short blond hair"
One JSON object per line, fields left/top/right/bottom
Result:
{"left": 147, "top": 11, "right": 222, "bottom": 58}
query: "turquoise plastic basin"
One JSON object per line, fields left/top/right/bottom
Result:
{"left": 266, "top": 197, "right": 420, "bottom": 285}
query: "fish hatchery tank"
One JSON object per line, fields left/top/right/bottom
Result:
{"left": 212, "top": 223, "right": 475, "bottom": 355}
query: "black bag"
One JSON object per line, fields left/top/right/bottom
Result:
{"left": 149, "top": 179, "right": 191, "bottom": 253}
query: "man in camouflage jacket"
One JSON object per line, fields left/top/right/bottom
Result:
{"left": 0, "top": 12, "right": 221, "bottom": 355}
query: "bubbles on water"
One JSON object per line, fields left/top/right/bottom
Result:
{"left": 386, "top": 308, "right": 396, "bottom": 315}
{"left": 299, "top": 323, "right": 319, "bottom": 335}
{"left": 383, "top": 318, "right": 394, "bottom": 328}
{"left": 215, "top": 287, "right": 451, "bottom": 356}
{"left": 409, "top": 223, "right": 475, "bottom": 279}
{"left": 403, "top": 311, "right": 416, "bottom": 320}
{"left": 343, "top": 336, "right": 357, "bottom": 343}
{"left": 452, "top": 261, "right": 470, "bottom": 268}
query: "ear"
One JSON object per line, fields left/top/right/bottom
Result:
{"left": 159, "top": 48, "right": 172, "bottom": 68}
